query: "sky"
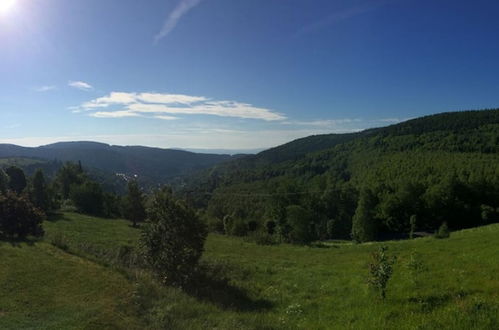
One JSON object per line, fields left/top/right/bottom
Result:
{"left": 1, "top": 0, "right": 499, "bottom": 151}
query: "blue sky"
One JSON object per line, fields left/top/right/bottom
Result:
{"left": 1, "top": 0, "right": 499, "bottom": 150}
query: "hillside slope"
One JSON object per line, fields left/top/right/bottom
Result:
{"left": 183, "top": 109, "right": 499, "bottom": 237}
{"left": 3, "top": 213, "right": 499, "bottom": 329}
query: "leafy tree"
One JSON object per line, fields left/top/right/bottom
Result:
{"left": 6, "top": 166, "right": 27, "bottom": 194}
{"left": 352, "top": 189, "right": 378, "bottom": 243}
{"left": 286, "top": 205, "right": 314, "bottom": 244}
{"left": 367, "top": 246, "right": 396, "bottom": 300}
{"left": 124, "top": 181, "right": 146, "bottom": 227}
{"left": 140, "top": 188, "right": 207, "bottom": 286}
{"left": 70, "top": 181, "right": 104, "bottom": 215}
{"left": 30, "top": 169, "right": 50, "bottom": 213}
{"left": 0, "top": 191, "right": 44, "bottom": 238}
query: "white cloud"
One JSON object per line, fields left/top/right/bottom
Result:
{"left": 91, "top": 110, "right": 142, "bottom": 118}
{"left": 34, "top": 85, "right": 57, "bottom": 92}
{"left": 69, "top": 81, "right": 93, "bottom": 91}
{"left": 155, "top": 115, "right": 179, "bottom": 121}
{"left": 154, "top": 0, "right": 203, "bottom": 42}
{"left": 75, "top": 91, "right": 286, "bottom": 121}
{"left": 284, "top": 118, "right": 362, "bottom": 127}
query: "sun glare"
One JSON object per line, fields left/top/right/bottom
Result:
{"left": 0, "top": 0, "right": 17, "bottom": 15}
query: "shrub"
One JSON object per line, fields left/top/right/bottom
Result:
{"left": 140, "top": 188, "right": 207, "bottom": 287}
{"left": 435, "top": 222, "right": 450, "bottom": 239}
{"left": 367, "top": 246, "right": 396, "bottom": 300}
{"left": 0, "top": 191, "right": 44, "bottom": 239}
{"left": 70, "top": 181, "right": 104, "bottom": 215}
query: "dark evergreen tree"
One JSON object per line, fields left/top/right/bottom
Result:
{"left": 30, "top": 169, "right": 50, "bottom": 213}
{"left": 56, "top": 162, "right": 85, "bottom": 199}
{"left": 124, "top": 180, "right": 146, "bottom": 227}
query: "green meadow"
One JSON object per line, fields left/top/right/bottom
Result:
{"left": 1, "top": 212, "right": 498, "bottom": 329}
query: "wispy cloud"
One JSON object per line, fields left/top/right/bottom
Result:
{"left": 74, "top": 91, "right": 286, "bottom": 121}
{"left": 34, "top": 85, "right": 57, "bottom": 92}
{"left": 154, "top": 0, "right": 203, "bottom": 43}
{"left": 296, "top": 0, "right": 395, "bottom": 37}
{"left": 69, "top": 81, "right": 93, "bottom": 91}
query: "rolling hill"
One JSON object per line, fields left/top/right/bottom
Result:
{"left": 0, "top": 142, "right": 241, "bottom": 187}
{"left": 182, "top": 109, "right": 499, "bottom": 238}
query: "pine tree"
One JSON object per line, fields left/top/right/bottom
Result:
{"left": 124, "top": 180, "right": 146, "bottom": 227}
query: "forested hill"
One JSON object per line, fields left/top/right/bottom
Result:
{"left": 0, "top": 142, "right": 239, "bottom": 184}
{"left": 183, "top": 109, "right": 499, "bottom": 241}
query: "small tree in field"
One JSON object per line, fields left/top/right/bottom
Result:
{"left": 435, "top": 222, "right": 450, "bottom": 239}
{"left": 141, "top": 188, "right": 207, "bottom": 287}
{"left": 124, "top": 180, "right": 146, "bottom": 227}
{"left": 368, "top": 246, "right": 396, "bottom": 300}
{"left": 0, "top": 191, "right": 44, "bottom": 239}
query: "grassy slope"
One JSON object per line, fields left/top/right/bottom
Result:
{"left": 0, "top": 241, "right": 143, "bottom": 329}
{"left": 2, "top": 213, "right": 499, "bottom": 329}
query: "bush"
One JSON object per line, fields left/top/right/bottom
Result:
{"left": 435, "top": 222, "right": 450, "bottom": 239}
{"left": 0, "top": 191, "right": 44, "bottom": 239}
{"left": 367, "top": 246, "right": 396, "bottom": 300}
{"left": 141, "top": 188, "right": 207, "bottom": 287}
{"left": 70, "top": 181, "right": 104, "bottom": 215}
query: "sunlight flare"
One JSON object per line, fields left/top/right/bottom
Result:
{"left": 0, "top": 0, "right": 17, "bottom": 15}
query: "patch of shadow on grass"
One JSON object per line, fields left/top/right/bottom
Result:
{"left": 0, "top": 236, "right": 38, "bottom": 247}
{"left": 184, "top": 263, "right": 273, "bottom": 312}
{"left": 409, "top": 290, "right": 471, "bottom": 313}
{"left": 46, "top": 213, "right": 70, "bottom": 222}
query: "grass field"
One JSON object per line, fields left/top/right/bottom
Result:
{"left": 1, "top": 212, "right": 499, "bottom": 329}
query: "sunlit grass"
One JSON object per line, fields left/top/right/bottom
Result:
{"left": 1, "top": 212, "right": 499, "bottom": 329}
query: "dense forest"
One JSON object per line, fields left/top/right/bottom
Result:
{"left": 181, "top": 109, "right": 499, "bottom": 243}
